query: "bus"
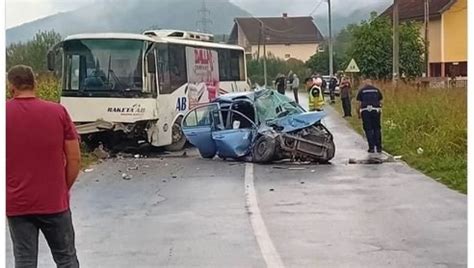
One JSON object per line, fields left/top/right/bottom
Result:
{"left": 47, "top": 29, "right": 250, "bottom": 151}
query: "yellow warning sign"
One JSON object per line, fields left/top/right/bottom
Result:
{"left": 345, "top": 58, "right": 360, "bottom": 73}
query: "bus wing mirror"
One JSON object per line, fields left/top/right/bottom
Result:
{"left": 47, "top": 50, "right": 55, "bottom": 71}
{"left": 146, "top": 53, "right": 156, "bottom": 73}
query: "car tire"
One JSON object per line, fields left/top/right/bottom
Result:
{"left": 200, "top": 150, "right": 216, "bottom": 159}
{"left": 164, "top": 120, "right": 187, "bottom": 152}
{"left": 252, "top": 135, "right": 276, "bottom": 163}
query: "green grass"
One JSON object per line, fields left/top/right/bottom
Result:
{"left": 334, "top": 83, "right": 467, "bottom": 194}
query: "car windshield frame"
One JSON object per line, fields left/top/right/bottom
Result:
{"left": 254, "top": 89, "right": 305, "bottom": 124}
{"left": 61, "top": 38, "right": 149, "bottom": 98}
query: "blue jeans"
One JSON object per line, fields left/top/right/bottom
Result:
{"left": 8, "top": 209, "right": 79, "bottom": 268}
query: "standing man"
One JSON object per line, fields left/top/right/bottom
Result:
{"left": 329, "top": 75, "right": 338, "bottom": 104}
{"left": 356, "top": 78, "right": 383, "bottom": 153}
{"left": 6, "top": 65, "right": 81, "bottom": 267}
{"left": 291, "top": 73, "right": 300, "bottom": 104}
{"left": 340, "top": 77, "right": 352, "bottom": 117}
{"left": 305, "top": 77, "right": 325, "bottom": 111}
{"left": 275, "top": 74, "right": 286, "bottom": 95}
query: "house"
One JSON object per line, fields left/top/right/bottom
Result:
{"left": 228, "top": 14, "right": 325, "bottom": 62}
{"left": 383, "top": 0, "right": 467, "bottom": 77}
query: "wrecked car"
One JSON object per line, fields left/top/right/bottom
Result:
{"left": 181, "top": 88, "right": 335, "bottom": 163}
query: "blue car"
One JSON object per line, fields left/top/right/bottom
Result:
{"left": 181, "top": 89, "right": 335, "bottom": 163}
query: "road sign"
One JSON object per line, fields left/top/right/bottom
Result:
{"left": 345, "top": 58, "right": 360, "bottom": 73}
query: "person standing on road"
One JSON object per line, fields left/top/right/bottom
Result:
{"left": 340, "top": 77, "right": 352, "bottom": 117}
{"left": 356, "top": 78, "right": 383, "bottom": 153}
{"left": 6, "top": 65, "right": 81, "bottom": 267}
{"left": 305, "top": 77, "right": 325, "bottom": 111}
{"left": 329, "top": 75, "right": 338, "bottom": 104}
{"left": 291, "top": 73, "right": 300, "bottom": 104}
{"left": 275, "top": 73, "right": 286, "bottom": 95}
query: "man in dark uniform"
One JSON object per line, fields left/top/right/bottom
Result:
{"left": 356, "top": 79, "right": 383, "bottom": 153}
{"left": 275, "top": 74, "right": 286, "bottom": 95}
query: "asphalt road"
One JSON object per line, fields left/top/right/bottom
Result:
{"left": 6, "top": 92, "right": 466, "bottom": 267}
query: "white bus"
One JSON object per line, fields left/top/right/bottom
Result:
{"left": 47, "top": 30, "right": 250, "bottom": 151}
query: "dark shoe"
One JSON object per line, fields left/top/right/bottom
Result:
{"left": 377, "top": 148, "right": 382, "bottom": 153}
{"left": 368, "top": 149, "right": 375, "bottom": 153}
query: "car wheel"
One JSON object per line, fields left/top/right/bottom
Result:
{"left": 200, "top": 150, "right": 216, "bottom": 159}
{"left": 164, "top": 120, "right": 187, "bottom": 152}
{"left": 252, "top": 136, "right": 276, "bottom": 163}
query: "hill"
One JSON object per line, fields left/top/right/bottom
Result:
{"left": 6, "top": 0, "right": 251, "bottom": 44}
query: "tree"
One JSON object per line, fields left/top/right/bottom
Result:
{"left": 305, "top": 45, "right": 345, "bottom": 75}
{"left": 246, "top": 53, "right": 311, "bottom": 86}
{"left": 6, "top": 30, "right": 62, "bottom": 72}
{"left": 347, "top": 12, "right": 424, "bottom": 79}
{"left": 399, "top": 21, "right": 425, "bottom": 79}
{"left": 348, "top": 13, "right": 393, "bottom": 79}
{"left": 307, "top": 12, "right": 425, "bottom": 80}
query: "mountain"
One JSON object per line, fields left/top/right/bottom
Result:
{"left": 6, "top": 0, "right": 251, "bottom": 45}
{"left": 313, "top": 0, "right": 392, "bottom": 36}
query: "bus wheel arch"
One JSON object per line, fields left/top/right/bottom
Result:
{"left": 164, "top": 116, "right": 186, "bottom": 152}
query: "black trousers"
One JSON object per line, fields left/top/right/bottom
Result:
{"left": 292, "top": 88, "right": 299, "bottom": 104}
{"left": 341, "top": 97, "right": 352, "bottom": 116}
{"left": 361, "top": 110, "right": 382, "bottom": 151}
{"left": 8, "top": 209, "right": 79, "bottom": 268}
{"left": 329, "top": 88, "right": 336, "bottom": 103}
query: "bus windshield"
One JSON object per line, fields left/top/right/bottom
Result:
{"left": 62, "top": 39, "right": 145, "bottom": 95}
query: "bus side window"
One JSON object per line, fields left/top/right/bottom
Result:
{"left": 168, "top": 44, "right": 187, "bottom": 92}
{"left": 145, "top": 51, "right": 157, "bottom": 96}
{"left": 157, "top": 45, "right": 171, "bottom": 94}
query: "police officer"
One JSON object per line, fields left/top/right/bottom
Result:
{"left": 356, "top": 78, "right": 383, "bottom": 153}
{"left": 305, "top": 77, "right": 325, "bottom": 111}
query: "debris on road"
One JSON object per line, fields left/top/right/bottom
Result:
{"left": 134, "top": 154, "right": 141, "bottom": 158}
{"left": 127, "top": 165, "right": 139, "bottom": 171}
{"left": 393, "top": 155, "right": 403, "bottom": 160}
{"left": 269, "top": 188, "right": 275, "bottom": 192}
{"left": 288, "top": 167, "right": 306, "bottom": 170}
{"left": 122, "top": 173, "right": 132, "bottom": 180}
{"left": 84, "top": 168, "right": 94, "bottom": 173}
{"left": 92, "top": 144, "right": 110, "bottom": 159}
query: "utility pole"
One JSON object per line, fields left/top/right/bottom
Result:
{"left": 262, "top": 23, "right": 268, "bottom": 87}
{"left": 424, "top": 0, "right": 430, "bottom": 77}
{"left": 196, "top": 0, "right": 212, "bottom": 33}
{"left": 327, "top": 0, "right": 334, "bottom": 76}
{"left": 392, "top": 0, "right": 400, "bottom": 85}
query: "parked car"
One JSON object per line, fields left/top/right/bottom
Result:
{"left": 322, "top": 75, "right": 340, "bottom": 96}
{"left": 181, "top": 88, "right": 335, "bottom": 163}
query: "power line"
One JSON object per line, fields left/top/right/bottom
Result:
{"left": 309, "top": 0, "right": 324, "bottom": 16}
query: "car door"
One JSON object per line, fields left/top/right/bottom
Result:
{"left": 182, "top": 103, "right": 222, "bottom": 158}
{"left": 212, "top": 108, "right": 257, "bottom": 159}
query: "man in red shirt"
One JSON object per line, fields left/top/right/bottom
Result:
{"left": 6, "top": 65, "right": 81, "bottom": 267}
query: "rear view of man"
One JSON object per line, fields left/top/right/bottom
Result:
{"left": 6, "top": 65, "right": 81, "bottom": 267}
{"left": 356, "top": 78, "right": 383, "bottom": 153}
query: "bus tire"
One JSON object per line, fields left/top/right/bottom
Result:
{"left": 164, "top": 119, "right": 187, "bottom": 152}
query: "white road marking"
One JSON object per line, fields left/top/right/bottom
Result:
{"left": 245, "top": 163, "right": 285, "bottom": 268}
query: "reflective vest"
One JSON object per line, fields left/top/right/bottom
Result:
{"left": 308, "top": 86, "right": 325, "bottom": 111}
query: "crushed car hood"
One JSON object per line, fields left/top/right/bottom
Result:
{"left": 267, "top": 111, "right": 326, "bottom": 133}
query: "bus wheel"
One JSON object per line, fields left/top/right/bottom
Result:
{"left": 164, "top": 120, "right": 186, "bottom": 152}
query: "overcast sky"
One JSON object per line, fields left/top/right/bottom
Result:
{"left": 6, "top": 0, "right": 390, "bottom": 28}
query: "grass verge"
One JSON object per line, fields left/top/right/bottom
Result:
{"left": 333, "top": 83, "right": 467, "bottom": 194}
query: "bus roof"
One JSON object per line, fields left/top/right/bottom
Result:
{"left": 64, "top": 33, "right": 156, "bottom": 42}
{"left": 64, "top": 32, "right": 245, "bottom": 51}
{"left": 157, "top": 37, "right": 245, "bottom": 51}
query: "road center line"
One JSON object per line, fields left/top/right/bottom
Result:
{"left": 244, "top": 163, "right": 285, "bottom": 268}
